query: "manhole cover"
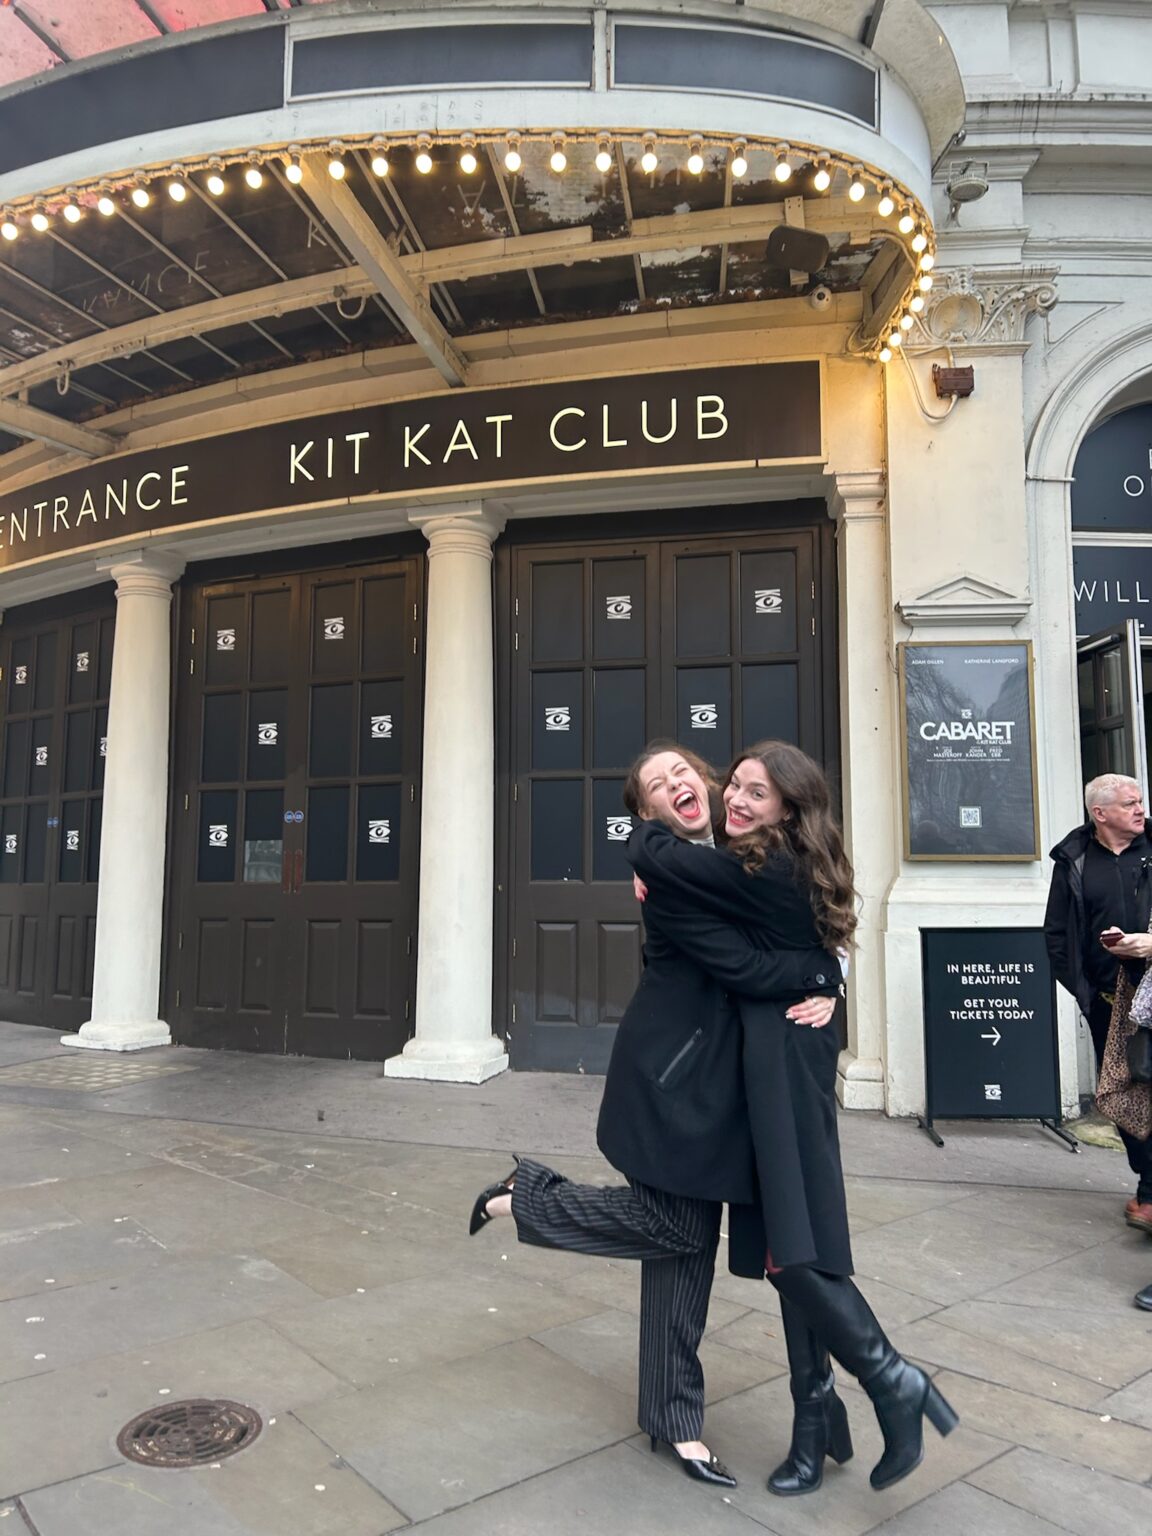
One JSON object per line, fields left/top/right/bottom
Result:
{"left": 117, "top": 1399, "right": 262, "bottom": 1467}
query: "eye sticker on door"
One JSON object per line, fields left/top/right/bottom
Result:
{"left": 74, "top": 651, "right": 90, "bottom": 673}
{"left": 99, "top": 736, "right": 108, "bottom": 758}
{"left": 545, "top": 706, "right": 571, "bottom": 732}
{"left": 257, "top": 722, "right": 278, "bottom": 746}
{"left": 65, "top": 829, "right": 80, "bottom": 852}
{"left": 605, "top": 595, "right": 633, "bottom": 620}
{"left": 367, "top": 818, "right": 391, "bottom": 844}
{"left": 689, "top": 703, "right": 718, "bottom": 730}
{"left": 207, "top": 824, "right": 229, "bottom": 848}
{"left": 370, "top": 715, "right": 393, "bottom": 739}
{"left": 4, "top": 834, "right": 17, "bottom": 855}
{"left": 13, "top": 665, "right": 27, "bottom": 686}
{"left": 216, "top": 628, "right": 236, "bottom": 652}
{"left": 754, "top": 588, "right": 783, "bottom": 615}
{"left": 34, "top": 746, "right": 48, "bottom": 766}
{"left": 606, "top": 815, "right": 633, "bottom": 842}
{"left": 323, "top": 617, "right": 346, "bottom": 641}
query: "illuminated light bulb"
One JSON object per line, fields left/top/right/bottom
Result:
{"left": 326, "top": 157, "right": 344, "bottom": 181}
{"left": 459, "top": 140, "right": 478, "bottom": 175}
{"left": 31, "top": 209, "right": 50, "bottom": 231}
{"left": 888, "top": 330, "right": 902, "bottom": 348}
{"left": 897, "top": 209, "right": 915, "bottom": 234}
{"left": 879, "top": 347, "right": 892, "bottom": 363}
{"left": 286, "top": 157, "right": 304, "bottom": 185}
{"left": 774, "top": 149, "right": 792, "bottom": 183}
{"left": 919, "top": 251, "right": 935, "bottom": 271}
{"left": 62, "top": 202, "right": 82, "bottom": 223}
{"left": 900, "top": 312, "right": 915, "bottom": 330}
{"left": 1, "top": 219, "right": 17, "bottom": 241}
{"left": 812, "top": 162, "right": 831, "bottom": 193}
{"left": 686, "top": 140, "right": 704, "bottom": 176}
{"left": 504, "top": 138, "right": 522, "bottom": 173}
{"left": 730, "top": 141, "right": 748, "bottom": 178}
{"left": 168, "top": 180, "right": 187, "bottom": 202}
{"left": 919, "top": 274, "right": 933, "bottom": 292}
{"left": 130, "top": 186, "right": 151, "bottom": 209}
{"left": 848, "top": 169, "right": 867, "bottom": 202}
{"left": 640, "top": 138, "right": 658, "bottom": 175}
{"left": 909, "top": 294, "right": 925, "bottom": 313}
{"left": 877, "top": 186, "right": 895, "bottom": 217}
{"left": 911, "top": 230, "right": 929, "bottom": 253}
{"left": 97, "top": 195, "right": 116, "bottom": 216}
{"left": 206, "top": 172, "right": 225, "bottom": 196}
{"left": 245, "top": 165, "right": 264, "bottom": 190}
{"left": 550, "top": 137, "right": 567, "bottom": 174}
{"left": 415, "top": 138, "right": 434, "bottom": 175}
{"left": 595, "top": 139, "right": 613, "bottom": 175}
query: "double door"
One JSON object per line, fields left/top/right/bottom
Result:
{"left": 507, "top": 521, "right": 832, "bottom": 1071}
{"left": 170, "top": 558, "right": 422, "bottom": 1059}
{"left": 0, "top": 593, "right": 114, "bottom": 1029}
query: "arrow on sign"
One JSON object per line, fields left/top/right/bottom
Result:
{"left": 981, "top": 1027, "right": 1002, "bottom": 1045}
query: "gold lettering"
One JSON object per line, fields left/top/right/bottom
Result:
{"left": 550, "top": 407, "right": 586, "bottom": 452}
{"left": 602, "top": 403, "right": 627, "bottom": 448}
{"left": 404, "top": 423, "right": 432, "bottom": 467}
{"left": 53, "top": 496, "right": 70, "bottom": 531}
{"left": 170, "top": 466, "right": 189, "bottom": 506}
{"left": 290, "top": 442, "right": 314, "bottom": 483}
{"left": 443, "top": 419, "right": 479, "bottom": 463}
{"left": 487, "top": 413, "right": 512, "bottom": 458}
{"left": 696, "top": 395, "right": 729, "bottom": 440}
{"left": 641, "top": 398, "right": 677, "bottom": 445}
{"left": 345, "top": 432, "right": 369, "bottom": 474}
{"left": 136, "top": 471, "right": 162, "bottom": 512}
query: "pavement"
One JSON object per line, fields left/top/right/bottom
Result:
{"left": 0, "top": 1019, "right": 1149, "bottom": 1536}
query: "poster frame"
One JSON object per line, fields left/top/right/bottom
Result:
{"left": 898, "top": 638, "right": 1041, "bottom": 863}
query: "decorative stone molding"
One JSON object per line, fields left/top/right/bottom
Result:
{"left": 905, "top": 266, "right": 1059, "bottom": 356}
{"left": 896, "top": 572, "right": 1031, "bottom": 629}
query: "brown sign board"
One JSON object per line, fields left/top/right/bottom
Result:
{"left": 0, "top": 362, "right": 821, "bottom": 570}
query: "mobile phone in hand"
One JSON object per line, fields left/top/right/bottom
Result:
{"left": 1101, "top": 930, "right": 1123, "bottom": 948}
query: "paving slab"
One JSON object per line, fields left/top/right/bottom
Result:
{"left": 0, "top": 1213, "right": 172, "bottom": 1303}
{"left": 981, "top": 1232, "right": 1152, "bottom": 1314}
{"left": 966, "top": 1446, "right": 1152, "bottom": 1536}
{"left": 920, "top": 1297, "right": 1152, "bottom": 1389}
{"left": 1089, "top": 1366, "right": 1152, "bottom": 1429}
{"left": 20, "top": 1413, "right": 406, "bottom": 1536}
{"left": 868, "top": 1480, "right": 1068, "bottom": 1535}
{"left": 888, "top": 1316, "right": 1109, "bottom": 1408}
{"left": 0, "top": 1317, "right": 348, "bottom": 1499}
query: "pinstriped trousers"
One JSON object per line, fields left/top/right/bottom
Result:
{"left": 511, "top": 1158, "right": 721, "bottom": 1443}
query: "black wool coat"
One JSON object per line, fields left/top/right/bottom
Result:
{"left": 629, "top": 821, "right": 853, "bottom": 1277}
{"left": 597, "top": 822, "right": 840, "bottom": 1206}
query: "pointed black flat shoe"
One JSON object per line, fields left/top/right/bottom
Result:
{"left": 467, "top": 1163, "right": 519, "bottom": 1235}
{"left": 650, "top": 1435, "right": 737, "bottom": 1488}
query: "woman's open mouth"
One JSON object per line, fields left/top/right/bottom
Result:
{"left": 725, "top": 806, "right": 753, "bottom": 831}
{"left": 673, "top": 789, "right": 703, "bottom": 822}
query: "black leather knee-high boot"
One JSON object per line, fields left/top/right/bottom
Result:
{"left": 770, "top": 1267, "right": 958, "bottom": 1491}
{"left": 766, "top": 1297, "right": 854, "bottom": 1496}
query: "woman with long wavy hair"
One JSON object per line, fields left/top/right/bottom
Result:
{"left": 629, "top": 741, "right": 958, "bottom": 1497}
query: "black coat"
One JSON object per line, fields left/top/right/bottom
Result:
{"left": 597, "top": 825, "right": 840, "bottom": 1205}
{"left": 629, "top": 821, "right": 853, "bottom": 1276}
{"left": 1043, "top": 819, "right": 1152, "bottom": 1017}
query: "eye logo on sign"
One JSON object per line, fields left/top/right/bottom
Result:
{"left": 208, "top": 824, "right": 229, "bottom": 848}
{"left": 984, "top": 1084, "right": 1002, "bottom": 1102}
{"left": 689, "top": 704, "right": 718, "bottom": 730}
{"left": 216, "top": 629, "right": 236, "bottom": 652}
{"left": 754, "top": 588, "right": 783, "bottom": 615}
{"left": 13, "top": 665, "right": 27, "bottom": 686}
{"left": 75, "top": 651, "right": 90, "bottom": 673}
{"left": 545, "top": 706, "right": 571, "bottom": 732}
{"left": 960, "top": 806, "right": 982, "bottom": 829}
{"left": 4, "top": 834, "right": 16, "bottom": 854}
{"left": 323, "top": 617, "right": 346, "bottom": 641}
{"left": 99, "top": 736, "right": 108, "bottom": 758}
{"left": 368, "top": 818, "right": 391, "bottom": 844}
{"left": 65, "top": 829, "right": 79, "bottom": 852}
{"left": 257, "top": 723, "right": 278, "bottom": 746}
{"left": 606, "top": 815, "right": 633, "bottom": 842}
{"left": 606, "top": 595, "right": 633, "bottom": 620}
{"left": 34, "top": 746, "right": 48, "bottom": 766}
{"left": 370, "top": 715, "right": 393, "bottom": 739}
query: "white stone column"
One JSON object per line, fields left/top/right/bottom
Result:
{"left": 63, "top": 552, "right": 184, "bottom": 1052}
{"left": 829, "top": 471, "right": 892, "bottom": 1110}
{"left": 385, "top": 507, "right": 507, "bottom": 1083}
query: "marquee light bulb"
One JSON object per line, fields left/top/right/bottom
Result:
{"left": 920, "top": 251, "right": 936, "bottom": 271}
{"left": 731, "top": 142, "right": 748, "bottom": 178}
{"left": 97, "top": 195, "right": 116, "bottom": 216}
{"left": 286, "top": 156, "right": 304, "bottom": 184}
{"left": 877, "top": 186, "right": 895, "bottom": 217}
{"left": 911, "top": 230, "right": 929, "bottom": 253}
{"left": 595, "top": 139, "right": 613, "bottom": 175}
{"left": 686, "top": 140, "right": 704, "bottom": 176}
{"left": 909, "top": 294, "right": 925, "bottom": 312}
{"left": 888, "top": 330, "right": 902, "bottom": 348}
{"left": 879, "top": 346, "right": 892, "bottom": 363}
{"left": 640, "top": 139, "right": 658, "bottom": 175}
{"left": 415, "top": 138, "right": 434, "bottom": 175}
{"left": 848, "top": 171, "right": 867, "bottom": 202}
{"left": 550, "top": 137, "right": 567, "bottom": 173}
{"left": 31, "top": 208, "right": 50, "bottom": 231}
{"left": 326, "top": 157, "right": 345, "bottom": 181}
{"left": 130, "top": 186, "right": 151, "bottom": 208}
{"left": 459, "top": 141, "right": 478, "bottom": 175}
{"left": 1, "top": 219, "right": 17, "bottom": 241}
{"left": 206, "top": 172, "right": 225, "bottom": 196}
{"left": 812, "top": 162, "right": 831, "bottom": 192}
{"left": 900, "top": 312, "right": 915, "bottom": 330}
{"left": 774, "top": 150, "right": 792, "bottom": 183}
{"left": 897, "top": 209, "right": 916, "bottom": 234}
{"left": 504, "top": 138, "right": 522, "bottom": 173}
{"left": 62, "top": 202, "right": 82, "bottom": 223}
{"left": 919, "top": 274, "right": 933, "bottom": 291}
{"left": 168, "top": 180, "right": 187, "bottom": 202}
{"left": 245, "top": 165, "right": 264, "bottom": 190}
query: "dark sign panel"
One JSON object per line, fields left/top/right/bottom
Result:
{"left": 0, "top": 362, "right": 821, "bottom": 571}
{"left": 1073, "top": 544, "right": 1152, "bottom": 638}
{"left": 1071, "top": 402, "right": 1152, "bottom": 532}
{"left": 922, "top": 928, "right": 1060, "bottom": 1123}
{"left": 900, "top": 641, "right": 1039, "bottom": 861}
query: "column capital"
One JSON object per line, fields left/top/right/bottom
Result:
{"left": 826, "top": 469, "right": 886, "bottom": 524}
{"left": 98, "top": 549, "right": 185, "bottom": 597}
{"left": 409, "top": 503, "right": 505, "bottom": 558}
{"left": 904, "top": 265, "right": 1059, "bottom": 357}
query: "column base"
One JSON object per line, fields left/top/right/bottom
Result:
{"left": 383, "top": 1036, "right": 509, "bottom": 1084}
{"left": 61, "top": 1020, "right": 172, "bottom": 1053}
{"left": 836, "top": 1050, "right": 886, "bottom": 1111}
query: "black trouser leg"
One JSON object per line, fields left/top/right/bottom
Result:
{"left": 510, "top": 1160, "right": 720, "bottom": 1443}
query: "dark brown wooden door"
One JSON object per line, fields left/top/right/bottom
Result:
{"left": 508, "top": 524, "right": 829, "bottom": 1071}
{"left": 0, "top": 593, "right": 115, "bottom": 1029}
{"left": 170, "top": 558, "right": 422, "bottom": 1060}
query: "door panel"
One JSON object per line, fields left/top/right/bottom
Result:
{"left": 1077, "top": 621, "right": 1149, "bottom": 800}
{"left": 171, "top": 558, "right": 422, "bottom": 1060}
{"left": 508, "top": 525, "right": 829, "bottom": 1072}
{"left": 0, "top": 593, "right": 114, "bottom": 1029}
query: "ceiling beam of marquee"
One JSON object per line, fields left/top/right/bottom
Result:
{"left": 0, "top": 396, "right": 117, "bottom": 458}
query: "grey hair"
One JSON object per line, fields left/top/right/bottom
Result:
{"left": 1085, "top": 773, "right": 1142, "bottom": 814}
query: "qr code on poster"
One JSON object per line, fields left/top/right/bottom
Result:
{"left": 960, "top": 806, "right": 982, "bottom": 828}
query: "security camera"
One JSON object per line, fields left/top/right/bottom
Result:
{"left": 808, "top": 285, "right": 832, "bottom": 312}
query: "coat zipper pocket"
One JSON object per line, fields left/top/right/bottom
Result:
{"left": 657, "top": 1026, "right": 704, "bottom": 1087}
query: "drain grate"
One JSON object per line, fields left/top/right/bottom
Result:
{"left": 117, "top": 1399, "right": 262, "bottom": 1467}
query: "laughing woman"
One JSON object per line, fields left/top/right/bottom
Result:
{"left": 469, "top": 742, "right": 841, "bottom": 1488}
{"left": 629, "top": 741, "right": 958, "bottom": 1497}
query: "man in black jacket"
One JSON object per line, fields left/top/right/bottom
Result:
{"left": 1043, "top": 773, "right": 1152, "bottom": 1238}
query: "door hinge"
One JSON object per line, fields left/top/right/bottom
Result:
{"left": 514, "top": 597, "right": 520, "bottom": 617}
{"left": 189, "top": 658, "right": 195, "bottom": 675}
{"left": 513, "top": 784, "right": 518, "bottom": 802}
{"left": 178, "top": 931, "right": 184, "bottom": 951}
{"left": 512, "top": 937, "right": 517, "bottom": 957}
{"left": 409, "top": 784, "right": 415, "bottom": 802}
{"left": 811, "top": 616, "right": 816, "bottom": 636}
{"left": 184, "top": 794, "right": 189, "bottom": 811}
{"left": 811, "top": 581, "right": 815, "bottom": 600}
{"left": 511, "top": 1002, "right": 516, "bottom": 1023}
{"left": 412, "top": 636, "right": 418, "bottom": 655}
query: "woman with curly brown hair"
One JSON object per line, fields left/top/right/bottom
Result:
{"left": 630, "top": 741, "right": 958, "bottom": 1497}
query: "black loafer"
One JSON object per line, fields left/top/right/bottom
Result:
{"left": 650, "top": 1436, "right": 737, "bottom": 1488}
{"left": 1135, "top": 1283, "right": 1152, "bottom": 1312}
{"left": 467, "top": 1162, "right": 519, "bottom": 1235}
